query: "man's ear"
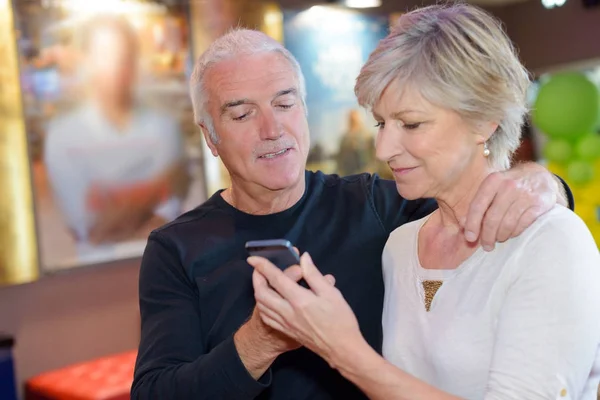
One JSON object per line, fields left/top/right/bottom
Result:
{"left": 199, "top": 124, "right": 219, "bottom": 157}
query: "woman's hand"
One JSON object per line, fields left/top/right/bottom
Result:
{"left": 247, "top": 253, "right": 365, "bottom": 367}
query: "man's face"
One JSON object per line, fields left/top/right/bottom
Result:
{"left": 203, "top": 52, "right": 310, "bottom": 192}
{"left": 85, "top": 26, "right": 137, "bottom": 99}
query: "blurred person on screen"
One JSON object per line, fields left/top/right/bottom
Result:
{"left": 335, "top": 109, "right": 392, "bottom": 179}
{"left": 44, "top": 14, "right": 189, "bottom": 253}
{"left": 335, "top": 109, "right": 375, "bottom": 176}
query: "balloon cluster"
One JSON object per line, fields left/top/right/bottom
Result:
{"left": 532, "top": 72, "right": 600, "bottom": 246}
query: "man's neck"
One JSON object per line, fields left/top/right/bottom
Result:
{"left": 222, "top": 175, "right": 306, "bottom": 215}
{"left": 92, "top": 95, "right": 134, "bottom": 131}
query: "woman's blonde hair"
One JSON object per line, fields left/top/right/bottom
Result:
{"left": 355, "top": 3, "right": 530, "bottom": 169}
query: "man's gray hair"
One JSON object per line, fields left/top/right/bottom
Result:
{"left": 190, "top": 29, "right": 307, "bottom": 144}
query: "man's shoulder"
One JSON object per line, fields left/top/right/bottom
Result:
{"left": 151, "top": 194, "right": 225, "bottom": 239}
{"left": 46, "top": 107, "right": 89, "bottom": 142}
{"left": 308, "top": 170, "right": 395, "bottom": 192}
{"left": 136, "top": 105, "right": 178, "bottom": 128}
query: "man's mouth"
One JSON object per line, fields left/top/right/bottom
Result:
{"left": 259, "top": 148, "right": 290, "bottom": 159}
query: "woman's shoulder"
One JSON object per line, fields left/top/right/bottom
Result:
{"left": 388, "top": 216, "right": 429, "bottom": 243}
{"left": 505, "top": 205, "right": 599, "bottom": 277}
{"left": 383, "top": 216, "right": 429, "bottom": 261}
{"left": 520, "top": 205, "right": 595, "bottom": 246}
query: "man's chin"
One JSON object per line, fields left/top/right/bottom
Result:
{"left": 261, "top": 170, "right": 305, "bottom": 192}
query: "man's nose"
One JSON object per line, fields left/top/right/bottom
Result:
{"left": 259, "top": 109, "right": 283, "bottom": 140}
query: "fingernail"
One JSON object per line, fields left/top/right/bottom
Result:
{"left": 483, "top": 244, "right": 494, "bottom": 252}
{"left": 465, "top": 231, "right": 477, "bottom": 242}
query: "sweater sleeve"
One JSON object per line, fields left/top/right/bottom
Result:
{"left": 131, "top": 232, "right": 271, "bottom": 400}
{"left": 485, "top": 208, "right": 600, "bottom": 400}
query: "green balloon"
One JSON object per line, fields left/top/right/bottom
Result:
{"left": 576, "top": 133, "right": 600, "bottom": 161}
{"left": 533, "top": 72, "right": 600, "bottom": 139}
{"left": 567, "top": 160, "right": 595, "bottom": 185}
{"left": 543, "top": 139, "right": 573, "bottom": 164}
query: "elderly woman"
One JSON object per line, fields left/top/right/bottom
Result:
{"left": 247, "top": 4, "right": 600, "bottom": 399}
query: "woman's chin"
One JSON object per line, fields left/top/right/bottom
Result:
{"left": 395, "top": 182, "right": 427, "bottom": 201}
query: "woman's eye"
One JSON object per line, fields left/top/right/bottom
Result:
{"left": 403, "top": 122, "right": 421, "bottom": 130}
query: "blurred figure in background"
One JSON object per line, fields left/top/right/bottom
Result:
{"left": 335, "top": 109, "right": 375, "bottom": 176}
{"left": 44, "top": 15, "right": 189, "bottom": 253}
{"left": 335, "top": 109, "right": 392, "bottom": 178}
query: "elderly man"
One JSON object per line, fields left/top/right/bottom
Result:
{"left": 131, "top": 29, "right": 571, "bottom": 400}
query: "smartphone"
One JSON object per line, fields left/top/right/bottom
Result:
{"left": 245, "top": 239, "right": 300, "bottom": 270}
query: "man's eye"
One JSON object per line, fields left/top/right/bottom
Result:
{"left": 375, "top": 122, "right": 385, "bottom": 129}
{"left": 232, "top": 113, "right": 249, "bottom": 121}
{"left": 278, "top": 103, "right": 294, "bottom": 109}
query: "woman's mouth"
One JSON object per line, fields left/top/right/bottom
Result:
{"left": 391, "top": 166, "right": 417, "bottom": 175}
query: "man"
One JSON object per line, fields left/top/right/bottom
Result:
{"left": 131, "top": 29, "right": 571, "bottom": 400}
{"left": 45, "top": 15, "right": 188, "bottom": 258}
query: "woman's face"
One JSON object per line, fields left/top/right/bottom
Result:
{"left": 373, "top": 81, "right": 493, "bottom": 201}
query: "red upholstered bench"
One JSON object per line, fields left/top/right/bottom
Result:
{"left": 25, "top": 350, "right": 137, "bottom": 400}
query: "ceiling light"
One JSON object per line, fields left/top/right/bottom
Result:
{"left": 541, "top": 0, "right": 566, "bottom": 8}
{"left": 342, "top": 0, "right": 382, "bottom": 8}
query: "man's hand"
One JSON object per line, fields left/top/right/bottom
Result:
{"left": 235, "top": 248, "right": 336, "bottom": 381}
{"left": 87, "top": 175, "right": 173, "bottom": 244}
{"left": 89, "top": 198, "right": 157, "bottom": 244}
{"left": 234, "top": 266, "right": 304, "bottom": 380}
{"left": 249, "top": 253, "right": 356, "bottom": 369}
{"left": 463, "top": 162, "right": 567, "bottom": 251}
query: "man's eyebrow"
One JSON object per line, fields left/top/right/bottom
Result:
{"left": 219, "top": 89, "right": 297, "bottom": 115}
{"left": 220, "top": 99, "right": 250, "bottom": 115}
{"left": 273, "top": 88, "right": 297, "bottom": 99}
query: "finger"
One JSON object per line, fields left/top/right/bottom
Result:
{"left": 479, "top": 180, "right": 518, "bottom": 250}
{"left": 495, "top": 196, "right": 532, "bottom": 242}
{"left": 252, "top": 270, "right": 291, "bottom": 314}
{"left": 256, "top": 302, "right": 289, "bottom": 329}
{"left": 292, "top": 246, "right": 300, "bottom": 256}
{"left": 324, "top": 274, "right": 336, "bottom": 286}
{"left": 258, "top": 311, "right": 289, "bottom": 334}
{"left": 283, "top": 265, "right": 303, "bottom": 283}
{"left": 248, "top": 256, "right": 310, "bottom": 299}
{"left": 300, "top": 253, "right": 333, "bottom": 296}
{"left": 464, "top": 172, "right": 502, "bottom": 243}
{"left": 512, "top": 205, "right": 546, "bottom": 238}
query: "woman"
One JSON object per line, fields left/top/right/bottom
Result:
{"left": 247, "top": 3, "right": 600, "bottom": 399}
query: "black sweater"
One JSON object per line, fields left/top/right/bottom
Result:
{"left": 130, "top": 170, "right": 451, "bottom": 399}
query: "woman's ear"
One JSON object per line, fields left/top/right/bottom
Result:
{"left": 474, "top": 121, "right": 499, "bottom": 144}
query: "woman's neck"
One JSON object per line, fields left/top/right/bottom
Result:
{"left": 418, "top": 163, "right": 498, "bottom": 270}
{"left": 434, "top": 163, "right": 498, "bottom": 231}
